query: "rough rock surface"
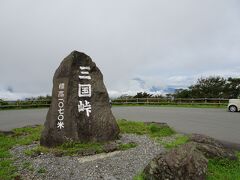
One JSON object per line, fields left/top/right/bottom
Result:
{"left": 103, "top": 142, "right": 119, "bottom": 153}
{"left": 144, "top": 142, "right": 208, "bottom": 180}
{"left": 189, "top": 134, "right": 224, "bottom": 148}
{"left": 190, "top": 134, "right": 237, "bottom": 160}
{"left": 41, "top": 51, "right": 119, "bottom": 147}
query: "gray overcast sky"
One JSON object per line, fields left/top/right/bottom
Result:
{"left": 0, "top": 0, "right": 240, "bottom": 99}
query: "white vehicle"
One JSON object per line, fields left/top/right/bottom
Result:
{"left": 228, "top": 99, "right": 240, "bottom": 112}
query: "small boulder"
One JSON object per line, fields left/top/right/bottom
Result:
{"left": 78, "top": 149, "right": 97, "bottom": 156}
{"left": 103, "top": 142, "right": 118, "bottom": 153}
{"left": 189, "top": 134, "right": 223, "bottom": 148}
{"left": 190, "top": 134, "right": 237, "bottom": 160}
{"left": 144, "top": 122, "right": 169, "bottom": 128}
{"left": 144, "top": 142, "right": 208, "bottom": 180}
{"left": 0, "top": 130, "right": 14, "bottom": 136}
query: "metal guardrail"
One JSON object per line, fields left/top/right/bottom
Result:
{"left": 0, "top": 98, "right": 228, "bottom": 109}
{"left": 0, "top": 100, "right": 51, "bottom": 109}
{"left": 111, "top": 98, "right": 229, "bottom": 105}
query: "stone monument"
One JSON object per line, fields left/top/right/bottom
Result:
{"left": 40, "top": 51, "right": 120, "bottom": 147}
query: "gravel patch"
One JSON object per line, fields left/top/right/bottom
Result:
{"left": 11, "top": 134, "right": 165, "bottom": 180}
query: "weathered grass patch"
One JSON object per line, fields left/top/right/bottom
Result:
{"left": 133, "top": 171, "right": 146, "bottom": 180}
{"left": 25, "top": 141, "right": 138, "bottom": 157}
{"left": 117, "top": 120, "right": 149, "bottom": 135}
{"left": 207, "top": 152, "right": 240, "bottom": 180}
{"left": 25, "top": 142, "right": 105, "bottom": 157}
{"left": 37, "top": 167, "right": 47, "bottom": 174}
{"left": 117, "top": 119, "right": 175, "bottom": 138}
{"left": 148, "top": 123, "right": 175, "bottom": 138}
{"left": 159, "top": 135, "right": 189, "bottom": 149}
{"left": 119, "top": 142, "right": 137, "bottom": 150}
{"left": 0, "top": 159, "right": 18, "bottom": 180}
{"left": 0, "top": 125, "right": 43, "bottom": 180}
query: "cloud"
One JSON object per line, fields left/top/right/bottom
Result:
{"left": 0, "top": 0, "right": 240, "bottom": 100}
{"left": 0, "top": 85, "right": 48, "bottom": 100}
{"left": 132, "top": 78, "right": 146, "bottom": 89}
{"left": 0, "top": 90, "right": 47, "bottom": 101}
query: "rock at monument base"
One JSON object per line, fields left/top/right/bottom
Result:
{"left": 143, "top": 143, "right": 208, "bottom": 180}
{"left": 189, "top": 134, "right": 237, "bottom": 160}
{"left": 189, "top": 134, "right": 224, "bottom": 148}
{"left": 103, "top": 142, "right": 118, "bottom": 153}
{"left": 143, "top": 133, "right": 238, "bottom": 180}
{"left": 40, "top": 51, "right": 120, "bottom": 147}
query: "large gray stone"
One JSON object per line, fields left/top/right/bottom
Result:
{"left": 40, "top": 51, "right": 120, "bottom": 147}
{"left": 189, "top": 134, "right": 237, "bottom": 160}
{"left": 144, "top": 143, "right": 208, "bottom": 180}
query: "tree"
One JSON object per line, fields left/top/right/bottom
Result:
{"left": 171, "top": 76, "right": 240, "bottom": 99}
{"left": 134, "top": 92, "right": 153, "bottom": 98}
{"left": 0, "top": 99, "right": 8, "bottom": 106}
{"left": 189, "top": 76, "right": 226, "bottom": 98}
{"left": 224, "top": 77, "right": 240, "bottom": 99}
{"left": 174, "top": 89, "right": 192, "bottom": 98}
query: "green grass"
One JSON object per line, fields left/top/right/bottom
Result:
{"left": 207, "top": 152, "right": 240, "bottom": 180}
{"left": 148, "top": 123, "right": 175, "bottom": 138}
{"left": 160, "top": 135, "right": 189, "bottom": 149}
{"left": 117, "top": 119, "right": 175, "bottom": 138}
{"left": 37, "top": 167, "right": 46, "bottom": 174}
{"left": 0, "top": 159, "right": 18, "bottom": 180}
{"left": 25, "top": 141, "right": 138, "bottom": 157}
{"left": 0, "top": 125, "right": 43, "bottom": 180}
{"left": 22, "top": 161, "right": 33, "bottom": 170}
{"left": 119, "top": 142, "right": 137, "bottom": 150}
{"left": 13, "top": 125, "right": 43, "bottom": 145}
{"left": 133, "top": 172, "right": 146, "bottom": 180}
{"left": 117, "top": 120, "right": 149, "bottom": 135}
{"left": 25, "top": 141, "right": 105, "bottom": 157}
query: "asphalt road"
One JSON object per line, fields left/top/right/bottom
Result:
{"left": 0, "top": 107, "right": 239, "bottom": 144}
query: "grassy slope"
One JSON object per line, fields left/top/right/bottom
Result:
{"left": 117, "top": 119, "right": 175, "bottom": 138}
{"left": 0, "top": 125, "right": 43, "bottom": 179}
{"left": 208, "top": 152, "right": 240, "bottom": 180}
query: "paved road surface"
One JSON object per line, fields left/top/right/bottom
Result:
{"left": 0, "top": 107, "right": 239, "bottom": 144}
